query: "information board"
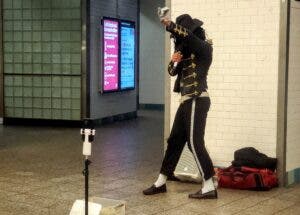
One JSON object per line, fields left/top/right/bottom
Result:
{"left": 103, "top": 19, "right": 119, "bottom": 92}
{"left": 120, "top": 21, "right": 135, "bottom": 90}
{"left": 101, "top": 18, "right": 136, "bottom": 93}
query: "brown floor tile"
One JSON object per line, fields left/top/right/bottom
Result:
{"left": 273, "top": 203, "right": 300, "bottom": 215}
{"left": 234, "top": 197, "right": 295, "bottom": 215}
{"left": 1, "top": 110, "right": 300, "bottom": 214}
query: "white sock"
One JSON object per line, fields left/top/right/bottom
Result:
{"left": 201, "top": 177, "right": 215, "bottom": 194}
{"left": 154, "top": 174, "right": 167, "bottom": 187}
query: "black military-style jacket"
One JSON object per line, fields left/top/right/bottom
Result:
{"left": 167, "top": 22, "right": 213, "bottom": 97}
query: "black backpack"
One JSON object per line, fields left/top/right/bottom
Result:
{"left": 232, "top": 147, "right": 277, "bottom": 171}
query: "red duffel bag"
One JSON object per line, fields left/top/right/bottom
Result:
{"left": 217, "top": 166, "right": 278, "bottom": 191}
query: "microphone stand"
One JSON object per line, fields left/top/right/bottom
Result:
{"left": 82, "top": 158, "right": 91, "bottom": 215}
{"left": 80, "top": 119, "right": 95, "bottom": 215}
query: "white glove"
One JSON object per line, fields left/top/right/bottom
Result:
{"left": 157, "top": 6, "right": 170, "bottom": 19}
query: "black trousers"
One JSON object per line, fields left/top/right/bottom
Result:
{"left": 160, "top": 97, "right": 215, "bottom": 181}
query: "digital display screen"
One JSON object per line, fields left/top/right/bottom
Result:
{"left": 120, "top": 22, "right": 135, "bottom": 90}
{"left": 103, "top": 19, "right": 119, "bottom": 92}
{"left": 101, "top": 18, "right": 136, "bottom": 93}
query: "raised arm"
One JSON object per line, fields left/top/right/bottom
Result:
{"left": 165, "top": 21, "right": 212, "bottom": 59}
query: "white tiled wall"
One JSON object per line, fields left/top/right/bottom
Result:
{"left": 169, "top": 0, "right": 281, "bottom": 167}
{"left": 286, "top": 0, "right": 300, "bottom": 172}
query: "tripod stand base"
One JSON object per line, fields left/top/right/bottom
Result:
{"left": 70, "top": 197, "right": 126, "bottom": 215}
{"left": 69, "top": 199, "right": 102, "bottom": 215}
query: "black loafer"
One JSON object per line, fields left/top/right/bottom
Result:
{"left": 143, "top": 184, "right": 167, "bottom": 195}
{"left": 188, "top": 189, "right": 218, "bottom": 199}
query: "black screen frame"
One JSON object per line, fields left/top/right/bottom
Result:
{"left": 100, "top": 17, "right": 136, "bottom": 94}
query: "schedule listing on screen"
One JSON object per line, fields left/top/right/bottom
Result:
{"left": 103, "top": 19, "right": 119, "bottom": 92}
{"left": 120, "top": 21, "right": 135, "bottom": 90}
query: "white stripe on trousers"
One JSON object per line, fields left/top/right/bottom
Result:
{"left": 190, "top": 98, "right": 205, "bottom": 178}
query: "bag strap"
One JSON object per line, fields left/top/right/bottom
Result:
{"left": 241, "top": 166, "right": 260, "bottom": 173}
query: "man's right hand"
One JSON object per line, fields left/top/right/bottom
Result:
{"left": 171, "top": 52, "right": 183, "bottom": 63}
{"left": 160, "top": 17, "right": 171, "bottom": 27}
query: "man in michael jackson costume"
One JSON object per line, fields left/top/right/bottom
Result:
{"left": 143, "top": 13, "right": 217, "bottom": 199}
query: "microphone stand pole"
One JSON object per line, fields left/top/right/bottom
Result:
{"left": 81, "top": 119, "right": 95, "bottom": 215}
{"left": 83, "top": 157, "right": 91, "bottom": 215}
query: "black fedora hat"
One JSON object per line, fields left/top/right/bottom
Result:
{"left": 175, "top": 14, "right": 203, "bottom": 32}
{"left": 193, "top": 18, "right": 203, "bottom": 28}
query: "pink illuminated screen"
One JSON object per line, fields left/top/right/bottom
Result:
{"left": 103, "top": 19, "right": 119, "bottom": 91}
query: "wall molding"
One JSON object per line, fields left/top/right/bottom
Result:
{"left": 287, "top": 168, "right": 300, "bottom": 185}
{"left": 139, "top": 104, "right": 164, "bottom": 111}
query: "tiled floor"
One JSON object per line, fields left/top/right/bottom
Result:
{"left": 0, "top": 110, "right": 300, "bottom": 215}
